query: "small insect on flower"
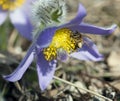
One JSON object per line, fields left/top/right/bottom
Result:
{"left": 71, "top": 31, "right": 93, "bottom": 49}
{"left": 3, "top": 4, "right": 117, "bottom": 91}
{"left": 0, "top": 0, "right": 35, "bottom": 40}
{"left": 71, "top": 31, "right": 83, "bottom": 49}
{"left": 43, "top": 28, "right": 88, "bottom": 61}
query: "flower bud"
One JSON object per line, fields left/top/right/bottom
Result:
{"left": 31, "top": 0, "right": 67, "bottom": 29}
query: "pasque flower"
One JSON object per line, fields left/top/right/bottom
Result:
{"left": 0, "top": 0, "right": 34, "bottom": 40}
{"left": 3, "top": 4, "right": 117, "bottom": 91}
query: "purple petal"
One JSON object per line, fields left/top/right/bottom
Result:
{"left": 60, "top": 4, "right": 86, "bottom": 28}
{"left": 0, "top": 9, "right": 7, "bottom": 25}
{"left": 22, "top": 0, "right": 35, "bottom": 7}
{"left": 70, "top": 37, "right": 103, "bottom": 61}
{"left": 37, "top": 27, "right": 57, "bottom": 48}
{"left": 68, "top": 4, "right": 86, "bottom": 25}
{"left": 9, "top": 9, "right": 33, "bottom": 40}
{"left": 3, "top": 44, "right": 35, "bottom": 81}
{"left": 19, "top": 0, "right": 36, "bottom": 15}
{"left": 69, "top": 23, "right": 117, "bottom": 35}
{"left": 36, "top": 51, "right": 57, "bottom": 91}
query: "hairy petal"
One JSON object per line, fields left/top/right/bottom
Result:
{"left": 36, "top": 51, "right": 57, "bottom": 91}
{"left": 10, "top": 9, "right": 33, "bottom": 40}
{"left": 69, "top": 23, "right": 117, "bottom": 35}
{"left": 70, "top": 38, "right": 103, "bottom": 61}
{"left": 3, "top": 44, "right": 35, "bottom": 81}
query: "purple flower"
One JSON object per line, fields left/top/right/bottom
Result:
{"left": 3, "top": 4, "right": 117, "bottom": 91}
{"left": 0, "top": 0, "right": 35, "bottom": 40}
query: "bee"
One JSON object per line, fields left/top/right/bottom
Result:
{"left": 71, "top": 31, "right": 92, "bottom": 50}
{"left": 71, "top": 31, "right": 83, "bottom": 49}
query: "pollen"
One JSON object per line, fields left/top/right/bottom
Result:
{"left": 0, "top": 0, "right": 25, "bottom": 10}
{"left": 43, "top": 28, "right": 78, "bottom": 61}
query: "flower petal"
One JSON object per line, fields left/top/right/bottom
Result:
{"left": 68, "top": 23, "right": 117, "bottom": 35}
{"left": 19, "top": 0, "right": 35, "bottom": 15}
{"left": 37, "top": 27, "right": 57, "bottom": 48}
{"left": 69, "top": 4, "right": 86, "bottom": 24}
{"left": 36, "top": 51, "right": 57, "bottom": 91}
{"left": 10, "top": 9, "right": 33, "bottom": 40}
{"left": 3, "top": 44, "right": 35, "bottom": 81}
{"left": 0, "top": 9, "right": 7, "bottom": 25}
{"left": 60, "top": 4, "right": 86, "bottom": 28}
{"left": 70, "top": 37, "right": 103, "bottom": 61}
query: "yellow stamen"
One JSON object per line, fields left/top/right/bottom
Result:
{"left": 43, "top": 28, "right": 83, "bottom": 61}
{"left": 0, "top": 0, "right": 25, "bottom": 10}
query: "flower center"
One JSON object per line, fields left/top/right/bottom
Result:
{"left": 0, "top": 0, "right": 25, "bottom": 10}
{"left": 43, "top": 28, "right": 83, "bottom": 61}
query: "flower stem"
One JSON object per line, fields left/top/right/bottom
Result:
{"left": 14, "top": 82, "right": 23, "bottom": 94}
{"left": 53, "top": 76, "right": 112, "bottom": 101}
